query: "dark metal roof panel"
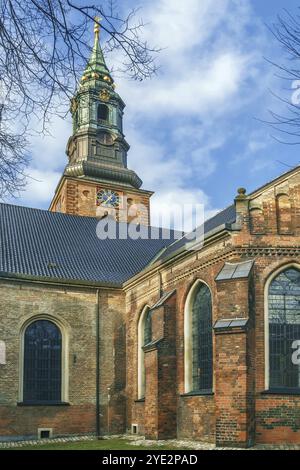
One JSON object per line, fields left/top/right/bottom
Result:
{"left": 151, "top": 289, "right": 176, "bottom": 309}
{"left": 215, "top": 259, "right": 254, "bottom": 281}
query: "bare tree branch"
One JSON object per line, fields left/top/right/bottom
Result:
{"left": 0, "top": 0, "right": 160, "bottom": 198}
{"left": 267, "top": 7, "right": 300, "bottom": 144}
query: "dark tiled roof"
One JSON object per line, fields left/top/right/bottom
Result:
{"left": 156, "top": 205, "right": 236, "bottom": 262}
{"left": 0, "top": 203, "right": 236, "bottom": 286}
{"left": 0, "top": 203, "right": 177, "bottom": 286}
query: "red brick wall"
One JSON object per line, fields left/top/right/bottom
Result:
{"left": 125, "top": 169, "right": 300, "bottom": 446}
{"left": 144, "top": 296, "right": 177, "bottom": 439}
{"left": 0, "top": 405, "right": 95, "bottom": 439}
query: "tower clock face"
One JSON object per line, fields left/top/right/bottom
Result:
{"left": 97, "top": 189, "right": 120, "bottom": 207}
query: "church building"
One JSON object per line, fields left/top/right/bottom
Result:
{"left": 1, "top": 21, "right": 300, "bottom": 448}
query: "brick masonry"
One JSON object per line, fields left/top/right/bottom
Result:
{"left": 2, "top": 168, "right": 300, "bottom": 445}
{"left": 0, "top": 281, "right": 126, "bottom": 440}
{"left": 125, "top": 167, "right": 300, "bottom": 447}
{"left": 49, "top": 176, "right": 152, "bottom": 225}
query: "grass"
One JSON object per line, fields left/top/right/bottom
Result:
{"left": 3, "top": 438, "right": 190, "bottom": 451}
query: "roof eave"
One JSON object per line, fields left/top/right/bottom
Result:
{"left": 0, "top": 271, "right": 123, "bottom": 290}
{"left": 123, "top": 223, "right": 235, "bottom": 289}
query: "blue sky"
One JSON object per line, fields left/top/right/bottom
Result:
{"left": 11, "top": 0, "right": 300, "bottom": 226}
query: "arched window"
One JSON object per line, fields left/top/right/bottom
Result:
{"left": 184, "top": 281, "right": 213, "bottom": 393}
{"left": 97, "top": 104, "right": 109, "bottom": 121}
{"left": 23, "top": 320, "right": 62, "bottom": 403}
{"left": 192, "top": 284, "right": 213, "bottom": 391}
{"left": 268, "top": 268, "right": 300, "bottom": 390}
{"left": 137, "top": 306, "right": 152, "bottom": 399}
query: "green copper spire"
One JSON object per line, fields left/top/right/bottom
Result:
{"left": 81, "top": 17, "right": 114, "bottom": 86}
{"left": 66, "top": 18, "right": 143, "bottom": 190}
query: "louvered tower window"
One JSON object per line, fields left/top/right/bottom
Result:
{"left": 97, "top": 104, "right": 109, "bottom": 121}
{"left": 192, "top": 284, "right": 213, "bottom": 391}
{"left": 269, "top": 268, "right": 300, "bottom": 390}
{"left": 23, "top": 320, "right": 62, "bottom": 403}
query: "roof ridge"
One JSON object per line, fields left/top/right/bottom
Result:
{"left": 247, "top": 164, "right": 300, "bottom": 198}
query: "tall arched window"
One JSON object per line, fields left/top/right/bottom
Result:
{"left": 192, "top": 284, "right": 213, "bottom": 391}
{"left": 23, "top": 320, "right": 62, "bottom": 403}
{"left": 184, "top": 281, "right": 213, "bottom": 393}
{"left": 268, "top": 267, "right": 300, "bottom": 390}
{"left": 97, "top": 104, "right": 109, "bottom": 121}
{"left": 137, "top": 306, "right": 152, "bottom": 399}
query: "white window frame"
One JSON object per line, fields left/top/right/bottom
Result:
{"left": 264, "top": 263, "right": 300, "bottom": 390}
{"left": 137, "top": 305, "right": 150, "bottom": 400}
{"left": 19, "top": 314, "right": 69, "bottom": 403}
{"left": 184, "top": 279, "right": 213, "bottom": 394}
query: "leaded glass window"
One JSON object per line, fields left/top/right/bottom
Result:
{"left": 144, "top": 309, "right": 152, "bottom": 346}
{"left": 23, "top": 320, "right": 62, "bottom": 403}
{"left": 192, "top": 284, "right": 213, "bottom": 391}
{"left": 269, "top": 268, "right": 300, "bottom": 390}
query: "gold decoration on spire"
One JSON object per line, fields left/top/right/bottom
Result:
{"left": 94, "top": 16, "right": 102, "bottom": 41}
{"left": 99, "top": 89, "right": 110, "bottom": 101}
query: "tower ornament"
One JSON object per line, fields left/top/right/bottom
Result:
{"left": 99, "top": 89, "right": 110, "bottom": 101}
{"left": 94, "top": 16, "right": 102, "bottom": 40}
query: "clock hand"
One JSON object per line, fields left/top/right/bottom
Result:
{"left": 103, "top": 195, "right": 113, "bottom": 205}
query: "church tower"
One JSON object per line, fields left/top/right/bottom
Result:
{"left": 49, "top": 19, "right": 152, "bottom": 224}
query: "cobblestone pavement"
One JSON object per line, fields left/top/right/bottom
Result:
{"left": 0, "top": 434, "right": 299, "bottom": 450}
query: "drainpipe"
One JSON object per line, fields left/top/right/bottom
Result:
{"left": 158, "top": 269, "right": 163, "bottom": 297}
{"left": 96, "top": 289, "right": 100, "bottom": 438}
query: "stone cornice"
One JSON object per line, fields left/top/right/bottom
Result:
{"left": 125, "top": 245, "right": 300, "bottom": 305}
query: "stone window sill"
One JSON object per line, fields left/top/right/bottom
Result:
{"left": 134, "top": 398, "right": 145, "bottom": 403}
{"left": 180, "top": 390, "right": 214, "bottom": 397}
{"left": 17, "top": 401, "right": 70, "bottom": 406}
{"left": 262, "top": 389, "right": 300, "bottom": 396}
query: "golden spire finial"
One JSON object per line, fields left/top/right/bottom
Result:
{"left": 94, "top": 16, "right": 102, "bottom": 40}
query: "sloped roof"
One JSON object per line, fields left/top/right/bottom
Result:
{"left": 0, "top": 204, "right": 176, "bottom": 287}
{"left": 155, "top": 205, "right": 236, "bottom": 262}
{"left": 0, "top": 203, "right": 236, "bottom": 286}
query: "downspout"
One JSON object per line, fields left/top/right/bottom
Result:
{"left": 158, "top": 269, "right": 163, "bottom": 297}
{"left": 96, "top": 289, "right": 100, "bottom": 438}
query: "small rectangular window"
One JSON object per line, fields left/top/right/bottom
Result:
{"left": 38, "top": 428, "right": 52, "bottom": 439}
{"left": 131, "top": 424, "right": 138, "bottom": 435}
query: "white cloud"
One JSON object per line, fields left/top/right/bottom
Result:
{"left": 11, "top": 0, "right": 275, "bottom": 231}
{"left": 11, "top": 114, "right": 70, "bottom": 208}
{"left": 21, "top": 169, "right": 61, "bottom": 207}
{"left": 150, "top": 188, "right": 212, "bottom": 232}
{"left": 28, "top": 115, "right": 71, "bottom": 171}
{"left": 115, "top": 0, "right": 268, "bottom": 119}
